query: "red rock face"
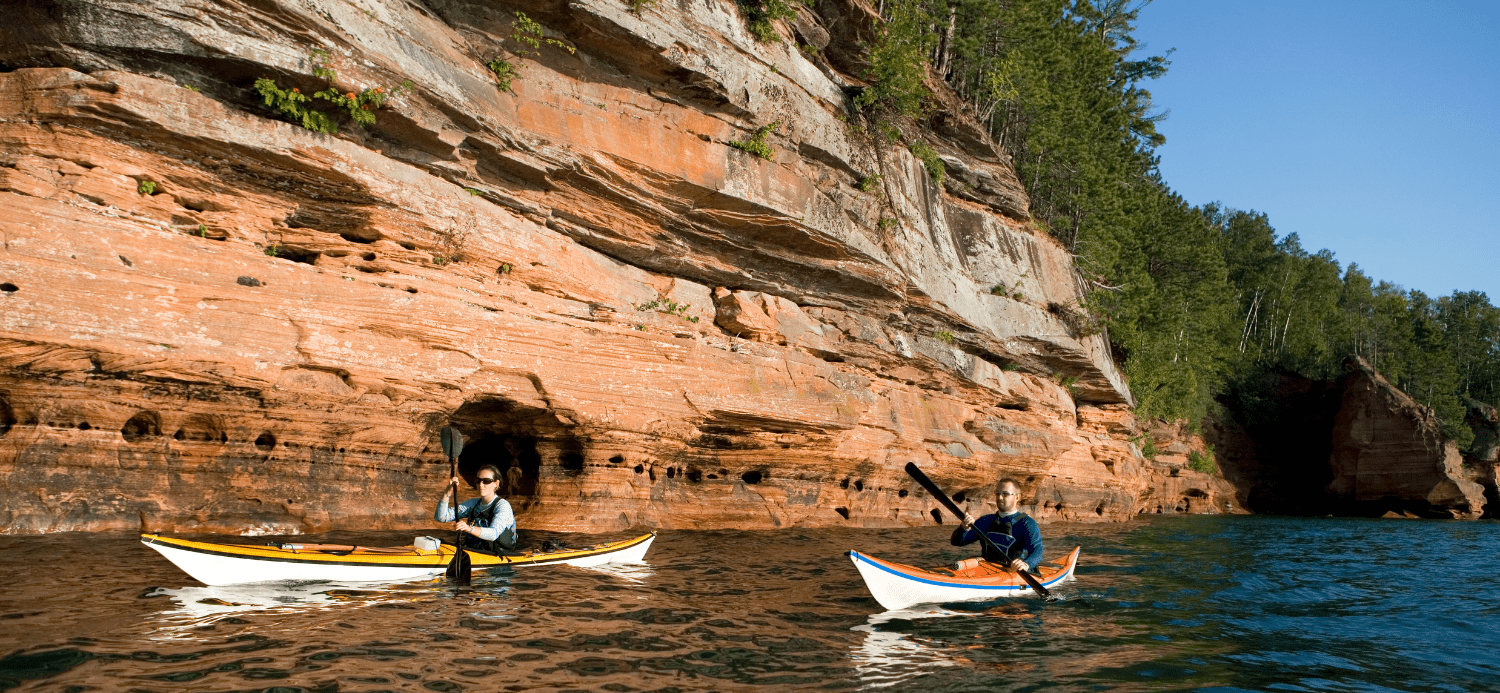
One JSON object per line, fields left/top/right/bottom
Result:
{"left": 1327, "top": 359, "right": 1486, "bottom": 519}
{"left": 0, "top": 0, "right": 1235, "bottom": 534}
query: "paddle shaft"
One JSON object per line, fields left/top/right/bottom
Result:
{"left": 441, "top": 426, "right": 471, "bottom": 584}
{"left": 904, "top": 462, "right": 1057, "bottom": 601}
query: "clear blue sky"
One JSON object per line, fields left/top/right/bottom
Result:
{"left": 1133, "top": 0, "right": 1500, "bottom": 301}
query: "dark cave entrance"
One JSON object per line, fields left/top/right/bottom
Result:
{"left": 447, "top": 395, "right": 582, "bottom": 508}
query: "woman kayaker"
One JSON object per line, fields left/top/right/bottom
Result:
{"left": 951, "top": 477, "right": 1043, "bottom": 573}
{"left": 435, "top": 464, "right": 518, "bottom": 553}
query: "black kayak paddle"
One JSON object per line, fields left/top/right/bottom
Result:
{"left": 441, "top": 426, "right": 471, "bottom": 585}
{"left": 904, "top": 462, "right": 1060, "bottom": 603}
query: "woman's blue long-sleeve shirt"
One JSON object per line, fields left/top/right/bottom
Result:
{"left": 434, "top": 497, "right": 515, "bottom": 542}
{"left": 950, "top": 511, "right": 1043, "bottom": 567}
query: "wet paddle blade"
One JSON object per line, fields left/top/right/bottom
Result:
{"left": 441, "top": 426, "right": 463, "bottom": 458}
{"left": 445, "top": 547, "right": 472, "bottom": 585}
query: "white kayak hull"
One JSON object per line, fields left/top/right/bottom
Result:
{"left": 850, "top": 547, "right": 1080, "bottom": 611}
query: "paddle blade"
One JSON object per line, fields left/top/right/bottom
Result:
{"left": 440, "top": 426, "right": 460, "bottom": 458}
{"left": 904, "top": 462, "right": 965, "bottom": 520}
{"left": 446, "top": 547, "right": 472, "bottom": 585}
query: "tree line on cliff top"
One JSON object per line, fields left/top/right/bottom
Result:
{"left": 856, "top": 0, "right": 1500, "bottom": 447}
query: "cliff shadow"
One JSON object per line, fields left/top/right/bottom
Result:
{"left": 1216, "top": 369, "right": 1342, "bottom": 515}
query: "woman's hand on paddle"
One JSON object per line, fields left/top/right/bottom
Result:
{"left": 1008, "top": 558, "right": 1029, "bottom": 573}
{"left": 455, "top": 519, "right": 475, "bottom": 535}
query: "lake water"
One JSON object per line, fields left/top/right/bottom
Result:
{"left": 2, "top": 515, "right": 1497, "bottom": 692}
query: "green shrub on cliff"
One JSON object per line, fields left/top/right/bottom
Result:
{"left": 1188, "top": 449, "right": 1217, "bottom": 474}
{"left": 252, "top": 49, "right": 411, "bottom": 133}
{"left": 738, "top": 0, "right": 796, "bottom": 43}
{"left": 728, "top": 120, "right": 781, "bottom": 160}
{"left": 484, "top": 13, "right": 574, "bottom": 92}
{"left": 854, "top": 0, "right": 933, "bottom": 118}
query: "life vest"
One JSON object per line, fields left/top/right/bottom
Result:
{"left": 977, "top": 514, "right": 1026, "bottom": 562}
{"left": 459, "top": 498, "right": 517, "bottom": 554}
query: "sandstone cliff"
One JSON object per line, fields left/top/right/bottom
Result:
{"left": 1327, "top": 358, "right": 1485, "bottom": 519}
{"left": 0, "top": 0, "right": 1237, "bottom": 534}
{"left": 1213, "top": 358, "right": 1486, "bottom": 520}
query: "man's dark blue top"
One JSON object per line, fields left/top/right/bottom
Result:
{"left": 950, "top": 512, "right": 1043, "bottom": 567}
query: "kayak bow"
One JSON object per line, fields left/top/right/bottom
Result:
{"left": 141, "top": 532, "right": 656, "bottom": 586}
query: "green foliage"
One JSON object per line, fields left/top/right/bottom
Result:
{"left": 738, "top": 0, "right": 796, "bottom": 43}
{"left": 1188, "top": 448, "right": 1217, "bottom": 474}
{"left": 857, "top": 174, "right": 883, "bottom": 192}
{"left": 264, "top": 244, "right": 280, "bottom": 257}
{"left": 1060, "top": 375, "right": 1079, "bottom": 393}
{"left": 728, "top": 120, "right": 780, "bottom": 160}
{"left": 626, "top": 0, "right": 656, "bottom": 13}
{"left": 182, "top": 85, "right": 200, "bottom": 92}
{"left": 511, "top": 12, "right": 575, "bottom": 56}
{"left": 877, "top": 217, "right": 897, "bottom": 229}
{"left": 635, "top": 298, "right": 701, "bottom": 323}
{"left": 196, "top": 224, "right": 208, "bottom": 237}
{"left": 486, "top": 58, "right": 517, "bottom": 91}
{"left": 137, "top": 180, "right": 157, "bottom": 195}
{"left": 906, "top": 140, "right": 944, "bottom": 184}
{"left": 466, "top": 187, "right": 483, "bottom": 195}
{"left": 1137, "top": 435, "right": 1158, "bottom": 461}
{"left": 934, "top": 330, "right": 954, "bottom": 343}
{"left": 497, "top": 262, "right": 514, "bottom": 275}
{"left": 854, "top": 0, "right": 933, "bottom": 117}
{"left": 252, "top": 50, "right": 410, "bottom": 133}
{"left": 911, "top": 0, "right": 1500, "bottom": 443}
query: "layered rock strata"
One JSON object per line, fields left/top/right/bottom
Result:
{"left": 0, "top": 0, "right": 1235, "bottom": 534}
{"left": 1327, "top": 359, "right": 1486, "bottom": 518}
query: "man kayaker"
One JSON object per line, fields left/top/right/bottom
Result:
{"left": 435, "top": 464, "right": 518, "bottom": 553}
{"left": 951, "top": 477, "right": 1043, "bottom": 573}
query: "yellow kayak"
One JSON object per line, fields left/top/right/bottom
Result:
{"left": 141, "top": 532, "right": 656, "bottom": 585}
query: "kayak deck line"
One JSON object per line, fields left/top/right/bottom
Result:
{"left": 849, "top": 546, "right": 1081, "bottom": 610}
{"left": 141, "top": 532, "right": 656, "bottom": 585}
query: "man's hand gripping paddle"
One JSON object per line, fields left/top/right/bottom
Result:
{"left": 904, "top": 462, "right": 1060, "bottom": 603}
{"left": 441, "top": 426, "right": 471, "bottom": 585}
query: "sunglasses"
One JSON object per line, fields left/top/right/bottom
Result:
{"left": 477, "top": 477, "right": 499, "bottom": 485}
{"left": 998, "top": 491, "right": 1017, "bottom": 497}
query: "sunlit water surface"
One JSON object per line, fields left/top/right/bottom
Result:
{"left": 2, "top": 515, "right": 1498, "bottom": 692}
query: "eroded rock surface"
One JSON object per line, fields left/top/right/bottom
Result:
{"left": 0, "top": 0, "right": 1234, "bottom": 534}
{"left": 1327, "top": 358, "right": 1486, "bottom": 518}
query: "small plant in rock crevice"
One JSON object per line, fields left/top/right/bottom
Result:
{"left": 137, "top": 180, "right": 157, "bottom": 195}
{"left": 877, "top": 217, "right": 898, "bottom": 230}
{"left": 857, "top": 174, "right": 883, "bottom": 192}
{"left": 1189, "top": 448, "right": 1218, "bottom": 474}
{"left": 934, "top": 330, "right": 954, "bottom": 344}
{"left": 634, "top": 298, "right": 700, "bottom": 323}
{"left": 264, "top": 244, "right": 280, "bottom": 257}
{"left": 252, "top": 49, "right": 412, "bottom": 134}
{"left": 907, "top": 140, "right": 945, "bottom": 184}
{"left": 738, "top": 0, "right": 796, "bottom": 43}
{"left": 486, "top": 57, "right": 518, "bottom": 92}
{"left": 433, "top": 216, "right": 472, "bottom": 266}
{"left": 487, "top": 12, "right": 575, "bottom": 92}
{"left": 728, "top": 119, "right": 781, "bottom": 160}
{"left": 625, "top": 0, "right": 656, "bottom": 13}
